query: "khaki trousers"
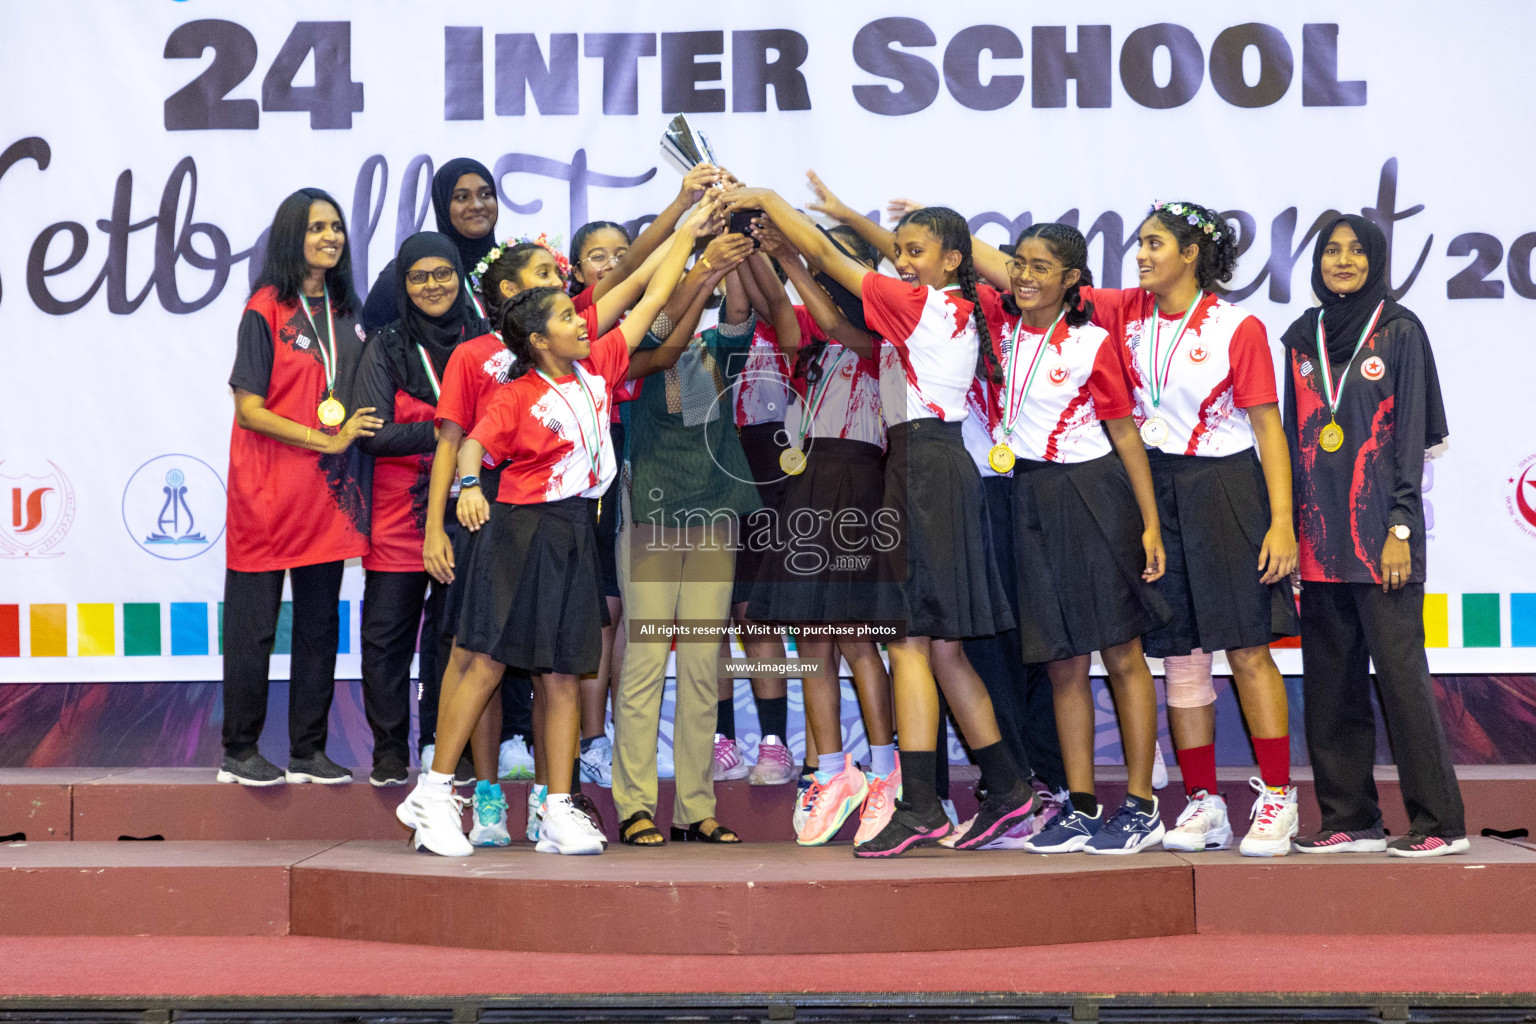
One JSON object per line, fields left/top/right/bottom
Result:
{"left": 612, "top": 507, "right": 736, "bottom": 827}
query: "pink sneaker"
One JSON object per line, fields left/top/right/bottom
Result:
{"left": 854, "top": 766, "right": 902, "bottom": 846}
{"left": 748, "top": 735, "right": 796, "bottom": 786}
{"left": 797, "top": 762, "right": 869, "bottom": 846}
{"left": 712, "top": 733, "right": 749, "bottom": 781}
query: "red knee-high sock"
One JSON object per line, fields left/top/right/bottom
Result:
{"left": 1252, "top": 736, "right": 1291, "bottom": 789}
{"left": 1173, "top": 743, "right": 1218, "bottom": 796}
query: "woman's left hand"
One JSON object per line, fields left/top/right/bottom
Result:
{"left": 1257, "top": 521, "right": 1298, "bottom": 585}
{"left": 456, "top": 486, "right": 490, "bottom": 532}
{"left": 1380, "top": 535, "right": 1411, "bottom": 592}
{"left": 1141, "top": 527, "right": 1166, "bottom": 583}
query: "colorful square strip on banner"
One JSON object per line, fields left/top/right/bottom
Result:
{"left": 0, "top": 602, "right": 353, "bottom": 656}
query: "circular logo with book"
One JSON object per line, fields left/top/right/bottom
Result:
{"left": 122, "top": 454, "right": 226, "bottom": 560}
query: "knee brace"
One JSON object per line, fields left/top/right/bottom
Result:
{"left": 1164, "top": 648, "right": 1217, "bottom": 708}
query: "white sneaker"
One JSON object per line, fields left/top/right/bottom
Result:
{"left": 1239, "top": 777, "right": 1299, "bottom": 857}
{"left": 468, "top": 781, "right": 512, "bottom": 847}
{"left": 712, "top": 734, "right": 750, "bottom": 781}
{"left": 526, "top": 785, "right": 546, "bottom": 842}
{"left": 535, "top": 795, "right": 604, "bottom": 855}
{"left": 791, "top": 776, "right": 815, "bottom": 835}
{"left": 497, "top": 736, "right": 535, "bottom": 780}
{"left": 1152, "top": 742, "right": 1169, "bottom": 791}
{"left": 1162, "top": 789, "right": 1233, "bottom": 851}
{"left": 579, "top": 735, "right": 614, "bottom": 788}
{"left": 400, "top": 779, "right": 472, "bottom": 857}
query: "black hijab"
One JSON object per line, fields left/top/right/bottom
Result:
{"left": 1281, "top": 214, "right": 1447, "bottom": 446}
{"left": 431, "top": 158, "right": 498, "bottom": 271}
{"left": 389, "top": 232, "right": 486, "bottom": 404}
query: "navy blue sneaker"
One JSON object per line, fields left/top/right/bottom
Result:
{"left": 1022, "top": 802, "right": 1102, "bottom": 853}
{"left": 1085, "top": 796, "right": 1165, "bottom": 855}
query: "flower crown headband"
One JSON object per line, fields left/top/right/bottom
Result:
{"left": 1150, "top": 201, "right": 1225, "bottom": 243}
{"left": 469, "top": 232, "right": 571, "bottom": 286}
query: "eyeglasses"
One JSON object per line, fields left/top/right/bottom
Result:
{"left": 582, "top": 248, "right": 629, "bottom": 268}
{"left": 406, "top": 267, "right": 458, "bottom": 286}
{"left": 1006, "top": 258, "right": 1066, "bottom": 279}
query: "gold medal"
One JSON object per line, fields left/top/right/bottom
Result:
{"left": 780, "top": 447, "right": 807, "bottom": 476}
{"left": 1318, "top": 419, "right": 1344, "bottom": 453}
{"left": 987, "top": 443, "right": 1016, "bottom": 474}
{"left": 317, "top": 396, "right": 346, "bottom": 427}
{"left": 1139, "top": 416, "right": 1170, "bottom": 447}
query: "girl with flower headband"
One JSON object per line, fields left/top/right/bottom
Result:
{"left": 972, "top": 199, "right": 1301, "bottom": 857}
{"left": 399, "top": 202, "right": 726, "bottom": 857}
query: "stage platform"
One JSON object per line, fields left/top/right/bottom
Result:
{"left": 3, "top": 764, "right": 1532, "bottom": 843}
{"left": 3, "top": 836, "right": 1534, "bottom": 954}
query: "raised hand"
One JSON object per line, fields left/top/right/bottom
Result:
{"left": 805, "top": 169, "right": 854, "bottom": 222}
{"left": 753, "top": 219, "right": 797, "bottom": 260}
{"left": 885, "top": 197, "right": 926, "bottom": 222}
{"left": 702, "top": 233, "right": 756, "bottom": 275}
{"left": 679, "top": 163, "right": 722, "bottom": 205}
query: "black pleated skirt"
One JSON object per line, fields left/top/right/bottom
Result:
{"left": 746, "top": 438, "right": 887, "bottom": 626}
{"left": 440, "top": 463, "right": 503, "bottom": 639}
{"left": 735, "top": 421, "right": 791, "bottom": 606}
{"left": 1143, "top": 448, "right": 1300, "bottom": 658}
{"left": 873, "top": 419, "right": 1013, "bottom": 640}
{"left": 1012, "top": 453, "right": 1172, "bottom": 663}
{"left": 452, "top": 496, "right": 604, "bottom": 676}
{"left": 594, "top": 422, "right": 624, "bottom": 599}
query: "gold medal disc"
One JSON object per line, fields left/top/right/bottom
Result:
{"left": 779, "top": 447, "right": 807, "bottom": 476}
{"left": 1318, "top": 420, "right": 1344, "bottom": 453}
{"left": 317, "top": 397, "right": 346, "bottom": 428}
{"left": 988, "top": 443, "right": 1017, "bottom": 474}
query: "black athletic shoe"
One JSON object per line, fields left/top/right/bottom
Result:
{"left": 571, "top": 792, "right": 609, "bottom": 849}
{"left": 853, "top": 799, "right": 953, "bottom": 858}
{"left": 369, "top": 755, "right": 409, "bottom": 788}
{"left": 453, "top": 753, "right": 476, "bottom": 788}
{"left": 215, "top": 752, "right": 285, "bottom": 787}
{"left": 1293, "top": 824, "right": 1388, "bottom": 854}
{"left": 285, "top": 752, "right": 353, "bottom": 785}
{"left": 953, "top": 785, "right": 1039, "bottom": 851}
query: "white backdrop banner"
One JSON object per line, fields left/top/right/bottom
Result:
{"left": 3, "top": 0, "right": 1535, "bottom": 681}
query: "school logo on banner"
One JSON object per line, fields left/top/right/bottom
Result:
{"left": 121, "top": 454, "right": 227, "bottom": 560}
{"left": 1507, "top": 453, "right": 1536, "bottom": 541}
{"left": 0, "top": 459, "right": 76, "bottom": 559}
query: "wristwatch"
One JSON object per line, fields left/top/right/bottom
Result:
{"left": 1390, "top": 524, "right": 1410, "bottom": 541}
{"left": 459, "top": 475, "right": 480, "bottom": 490}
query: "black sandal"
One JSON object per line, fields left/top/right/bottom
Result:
{"left": 670, "top": 818, "right": 742, "bottom": 844}
{"left": 620, "top": 811, "right": 666, "bottom": 847}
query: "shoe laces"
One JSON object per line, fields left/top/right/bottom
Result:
{"left": 713, "top": 735, "right": 739, "bottom": 765}
{"left": 1248, "top": 779, "right": 1289, "bottom": 827}
{"left": 864, "top": 776, "right": 893, "bottom": 814}
{"left": 802, "top": 778, "right": 827, "bottom": 815}
{"left": 474, "top": 787, "right": 507, "bottom": 824}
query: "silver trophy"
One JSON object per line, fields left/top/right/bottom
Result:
{"left": 660, "top": 114, "right": 719, "bottom": 176}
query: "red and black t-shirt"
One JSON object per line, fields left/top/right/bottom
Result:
{"left": 436, "top": 331, "right": 514, "bottom": 469}
{"left": 226, "top": 286, "right": 370, "bottom": 572}
{"left": 1285, "top": 318, "right": 1438, "bottom": 585}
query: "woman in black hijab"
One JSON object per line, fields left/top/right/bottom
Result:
{"left": 354, "top": 232, "right": 488, "bottom": 790}
{"left": 360, "top": 158, "right": 499, "bottom": 330}
{"left": 1280, "top": 214, "right": 1465, "bottom": 858}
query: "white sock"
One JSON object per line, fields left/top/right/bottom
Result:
{"left": 421, "top": 769, "right": 453, "bottom": 792}
{"left": 814, "top": 751, "right": 847, "bottom": 782}
{"left": 546, "top": 792, "right": 573, "bottom": 809}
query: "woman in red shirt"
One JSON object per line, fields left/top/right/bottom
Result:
{"left": 219, "top": 188, "right": 382, "bottom": 787}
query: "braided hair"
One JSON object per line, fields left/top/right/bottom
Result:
{"left": 1143, "top": 201, "right": 1239, "bottom": 292}
{"left": 496, "top": 287, "right": 564, "bottom": 381}
{"left": 1007, "top": 223, "right": 1096, "bottom": 328}
{"left": 478, "top": 243, "right": 557, "bottom": 326}
{"left": 899, "top": 206, "right": 998, "bottom": 384}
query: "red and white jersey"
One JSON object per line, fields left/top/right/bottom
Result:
{"left": 732, "top": 317, "right": 795, "bottom": 427}
{"left": 861, "top": 272, "right": 983, "bottom": 425}
{"left": 469, "top": 329, "right": 630, "bottom": 505}
{"left": 436, "top": 332, "right": 514, "bottom": 469}
{"left": 988, "top": 300, "right": 1134, "bottom": 465}
{"left": 1086, "top": 288, "right": 1276, "bottom": 457}
{"left": 785, "top": 342, "right": 885, "bottom": 449}
{"left": 963, "top": 377, "right": 1006, "bottom": 477}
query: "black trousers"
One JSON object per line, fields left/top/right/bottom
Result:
{"left": 415, "top": 514, "right": 534, "bottom": 756}
{"left": 222, "top": 561, "right": 345, "bottom": 761}
{"left": 961, "top": 476, "right": 1064, "bottom": 790}
{"left": 360, "top": 569, "right": 436, "bottom": 765}
{"left": 1300, "top": 581, "right": 1466, "bottom": 838}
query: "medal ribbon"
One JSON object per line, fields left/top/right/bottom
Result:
{"left": 1315, "top": 300, "right": 1385, "bottom": 418}
{"left": 1145, "top": 293, "right": 1204, "bottom": 410}
{"left": 537, "top": 368, "right": 603, "bottom": 484}
{"left": 464, "top": 278, "right": 488, "bottom": 321}
{"left": 796, "top": 347, "right": 849, "bottom": 447}
{"left": 416, "top": 345, "right": 443, "bottom": 402}
{"left": 299, "top": 284, "right": 338, "bottom": 397}
{"left": 999, "top": 307, "right": 1068, "bottom": 441}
